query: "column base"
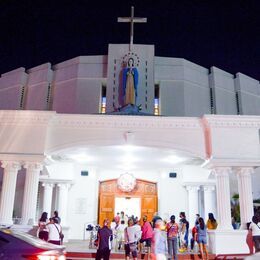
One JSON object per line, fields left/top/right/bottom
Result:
{"left": 62, "top": 226, "right": 70, "bottom": 243}
{"left": 208, "top": 230, "right": 253, "bottom": 254}
{"left": 10, "top": 224, "right": 35, "bottom": 233}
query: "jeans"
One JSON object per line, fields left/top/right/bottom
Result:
{"left": 184, "top": 231, "right": 189, "bottom": 247}
{"left": 167, "top": 237, "right": 178, "bottom": 260}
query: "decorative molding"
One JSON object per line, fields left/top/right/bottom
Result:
{"left": 202, "top": 158, "right": 260, "bottom": 168}
{"left": 50, "top": 114, "right": 202, "bottom": 130}
{"left": 203, "top": 115, "right": 260, "bottom": 128}
{"left": 0, "top": 110, "right": 55, "bottom": 126}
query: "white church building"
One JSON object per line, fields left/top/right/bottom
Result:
{"left": 0, "top": 9, "right": 260, "bottom": 255}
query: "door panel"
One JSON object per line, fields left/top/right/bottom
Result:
{"left": 99, "top": 194, "right": 114, "bottom": 225}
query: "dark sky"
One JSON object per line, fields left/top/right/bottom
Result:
{"left": 0, "top": 0, "right": 259, "bottom": 80}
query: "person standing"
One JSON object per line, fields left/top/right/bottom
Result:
{"left": 249, "top": 215, "right": 260, "bottom": 252}
{"left": 196, "top": 217, "right": 208, "bottom": 260}
{"left": 140, "top": 215, "right": 153, "bottom": 257}
{"left": 95, "top": 219, "right": 113, "bottom": 260}
{"left": 206, "top": 213, "right": 218, "bottom": 230}
{"left": 152, "top": 219, "right": 167, "bottom": 260}
{"left": 166, "top": 215, "right": 179, "bottom": 260}
{"left": 47, "top": 217, "right": 62, "bottom": 245}
{"left": 179, "top": 212, "right": 189, "bottom": 252}
{"left": 124, "top": 218, "right": 140, "bottom": 260}
{"left": 38, "top": 212, "right": 49, "bottom": 241}
{"left": 53, "top": 210, "right": 61, "bottom": 224}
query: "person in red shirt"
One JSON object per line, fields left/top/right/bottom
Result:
{"left": 140, "top": 215, "right": 153, "bottom": 258}
{"left": 190, "top": 221, "right": 198, "bottom": 252}
{"left": 166, "top": 215, "right": 179, "bottom": 260}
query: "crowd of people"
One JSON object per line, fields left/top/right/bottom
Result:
{"left": 94, "top": 211, "right": 218, "bottom": 260}
{"left": 36, "top": 209, "right": 260, "bottom": 259}
{"left": 37, "top": 210, "right": 63, "bottom": 245}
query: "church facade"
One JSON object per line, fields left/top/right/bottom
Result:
{"left": 0, "top": 40, "right": 260, "bottom": 254}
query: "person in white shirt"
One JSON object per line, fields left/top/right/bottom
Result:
{"left": 117, "top": 220, "right": 127, "bottom": 250}
{"left": 47, "top": 217, "right": 62, "bottom": 245}
{"left": 124, "top": 218, "right": 142, "bottom": 260}
{"left": 249, "top": 215, "right": 260, "bottom": 252}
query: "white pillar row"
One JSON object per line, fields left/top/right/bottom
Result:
{"left": 203, "top": 185, "right": 216, "bottom": 220}
{"left": 0, "top": 161, "right": 21, "bottom": 226}
{"left": 21, "top": 163, "right": 43, "bottom": 225}
{"left": 235, "top": 167, "right": 254, "bottom": 230}
{"left": 186, "top": 185, "right": 200, "bottom": 226}
{"left": 213, "top": 167, "right": 233, "bottom": 230}
{"left": 42, "top": 182, "right": 54, "bottom": 218}
{"left": 57, "top": 183, "right": 70, "bottom": 226}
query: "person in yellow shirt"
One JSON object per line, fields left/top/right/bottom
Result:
{"left": 206, "top": 213, "right": 218, "bottom": 230}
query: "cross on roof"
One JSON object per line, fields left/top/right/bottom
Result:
{"left": 117, "top": 6, "right": 147, "bottom": 51}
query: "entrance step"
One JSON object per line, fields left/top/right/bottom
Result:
{"left": 66, "top": 252, "right": 250, "bottom": 260}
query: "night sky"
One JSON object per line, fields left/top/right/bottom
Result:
{"left": 0, "top": 0, "right": 259, "bottom": 80}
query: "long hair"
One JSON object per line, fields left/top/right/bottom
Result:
{"left": 199, "top": 217, "right": 205, "bottom": 230}
{"left": 208, "top": 213, "right": 216, "bottom": 223}
{"left": 39, "top": 212, "right": 48, "bottom": 222}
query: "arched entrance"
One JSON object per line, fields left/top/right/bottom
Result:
{"left": 98, "top": 178, "right": 158, "bottom": 225}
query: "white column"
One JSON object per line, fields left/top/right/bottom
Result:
{"left": 21, "top": 163, "right": 43, "bottom": 225}
{"left": 203, "top": 185, "right": 216, "bottom": 220}
{"left": 42, "top": 182, "right": 54, "bottom": 218}
{"left": 186, "top": 185, "right": 200, "bottom": 226}
{"left": 235, "top": 167, "right": 254, "bottom": 230}
{"left": 57, "top": 183, "right": 70, "bottom": 226}
{"left": 0, "top": 161, "right": 21, "bottom": 225}
{"left": 213, "top": 167, "right": 233, "bottom": 230}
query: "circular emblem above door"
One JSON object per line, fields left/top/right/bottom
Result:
{"left": 117, "top": 173, "right": 137, "bottom": 192}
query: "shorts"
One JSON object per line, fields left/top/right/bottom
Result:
{"left": 125, "top": 243, "right": 138, "bottom": 258}
{"left": 140, "top": 238, "right": 152, "bottom": 247}
{"left": 198, "top": 236, "right": 207, "bottom": 244}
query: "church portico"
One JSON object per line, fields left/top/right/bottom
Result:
{"left": 0, "top": 110, "right": 259, "bottom": 254}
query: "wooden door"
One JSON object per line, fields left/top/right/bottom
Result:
{"left": 141, "top": 196, "right": 157, "bottom": 222}
{"left": 98, "top": 179, "right": 157, "bottom": 225}
{"left": 99, "top": 194, "right": 114, "bottom": 226}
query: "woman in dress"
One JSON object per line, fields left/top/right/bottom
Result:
{"left": 38, "top": 212, "right": 49, "bottom": 241}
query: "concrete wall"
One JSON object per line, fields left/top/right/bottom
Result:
{"left": 235, "top": 73, "right": 260, "bottom": 115}
{"left": 0, "top": 49, "right": 259, "bottom": 116}
{"left": 0, "top": 68, "right": 27, "bottom": 109}
{"left": 154, "top": 57, "right": 211, "bottom": 116}
{"left": 209, "top": 67, "right": 237, "bottom": 115}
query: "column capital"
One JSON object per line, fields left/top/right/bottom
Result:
{"left": 23, "top": 162, "right": 43, "bottom": 171}
{"left": 41, "top": 182, "right": 54, "bottom": 188}
{"left": 212, "top": 167, "right": 232, "bottom": 177}
{"left": 186, "top": 185, "right": 200, "bottom": 192}
{"left": 0, "top": 161, "right": 21, "bottom": 171}
{"left": 203, "top": 185, "right": 215, "bottom": 192}
{"left": 57, "top": 183, "right": 71, "bottom": 189}
{"left": 234, "top": 167, "right": 254, "bottom": 177}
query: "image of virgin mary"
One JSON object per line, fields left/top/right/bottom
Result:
{"left": 122, "top": 58, "right": 138, "bottom": 106}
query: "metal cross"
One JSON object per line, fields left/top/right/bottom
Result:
{"left": 118, "top": 6, "right": 147, "bottom": 51}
